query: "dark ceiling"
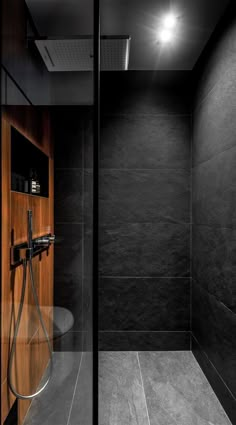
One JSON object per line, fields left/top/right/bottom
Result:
{"left": 26, "top": 0, "right": 230, "bottom": 70}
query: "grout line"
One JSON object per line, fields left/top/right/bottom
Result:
{"left": 99, "top": 222, "right": 191, "bottom": 225}
{"left": 55, "top": 222, "right": 84, "bottom": 226}
{"left": 55, "top": 168, "right": 84, "bottom": 171}
{"left": 66, "top": 352, "right": 84, "bottom": 425}
{"left": 136, "top": 352, "right": 151, "bottom": 425}
{"left": 99, "top": 330, "right": 189, "bottom": 333}
{"left": 99, "top": 276, "right": 191, "bottom": 279}
{"left": 191, "top": 223, "right": 236, "bottom": 230}
{"left": 99, "top": 167, "right": 191, "bottom": 171}
{"left": 102, "top": 113, "right": 191, "bottom": 118}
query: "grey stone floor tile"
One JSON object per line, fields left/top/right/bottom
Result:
{"left": 138, "top": 351, "right": 232, "bottom": 425}
{"left": 23, "top": 352, "right": 82, "bottom": 425}
{"left": 99, "top": 351, "right": 150, "bottom": 425}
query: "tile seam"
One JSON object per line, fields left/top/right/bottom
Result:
{"left": 136, "top": 352, "right": 151, "bottom": 425}
{"left": 99, "top": 330, "right": 190, "bottom": 333}
{"left": 66, "top": 352, "right": 84, "bottom": 425}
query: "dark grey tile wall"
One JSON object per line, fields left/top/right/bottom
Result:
{"left": 192, "top": 5, "right": 236, "bottom": 422}
{"left": 99, "top": 278, "right": 190, "bottom": 331}
{"left": 99, "top": 331, "right": 190, "bottom": 351}
{"left": 99, "top": 72, "right": 192, "bottom": 350}
{"left": 53, "top": 107, "right": 93, "bottom": 352}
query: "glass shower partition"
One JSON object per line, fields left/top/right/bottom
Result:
{"left": 1, "top": 0, "right": 97, "bottom": 424}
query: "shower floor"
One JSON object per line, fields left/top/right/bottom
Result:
{"left": 23, "top": 351, "right": 92, "bottom": 425}
{"left": 99, "top": 351, "right": 232, "bottom": 425}
{"left": 22, "top": 350, "right": 232, "bottom": 425}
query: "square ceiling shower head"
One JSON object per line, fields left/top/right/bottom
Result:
{"left": 35, "top": 36, "right": 131, "bottom": 71}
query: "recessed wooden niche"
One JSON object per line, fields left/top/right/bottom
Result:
{"left": 11, "top": 127, "right": 49, "bottom": 198}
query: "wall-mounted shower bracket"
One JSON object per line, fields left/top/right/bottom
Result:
{"left": 11, "top": 233, "right": 55, "bottom": 267}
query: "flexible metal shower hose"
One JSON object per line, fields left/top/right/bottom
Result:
{"left": 8, "top": 258, "right": 53, "bottom": 399}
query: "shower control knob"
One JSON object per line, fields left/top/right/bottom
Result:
{"left": 49, "top": 235, "right": 56, "bottom": 244}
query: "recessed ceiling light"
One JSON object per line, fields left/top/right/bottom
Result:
{"left": 162, "top": 13, "right": 177, "bottom": 29}
{"left": 159, "top": 29, "right": 173, "bottom": 43}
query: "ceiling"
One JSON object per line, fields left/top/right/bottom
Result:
{"left": 26, "top": 0, "right": 230, "bottom": 70}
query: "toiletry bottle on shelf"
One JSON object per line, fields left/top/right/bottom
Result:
{"left": 24, "top": 178, "right": 29, "bottom": 193}
{"left": 29, "top": 168, "right": 37, "bottom": 194}
{"left": 35, "top": 171, "right": 41, "bottom": 194}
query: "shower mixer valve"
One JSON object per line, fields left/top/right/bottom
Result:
{"left": 11, "top": 210, "right": 56, "bottom": 266}
{"left": 34, "top": 235, "right": 56, "bottom": 247}
{"left": 11, "top": 234, "right": 55, "bottom": 265}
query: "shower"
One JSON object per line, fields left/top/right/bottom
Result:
{"left": 8, "top": 211, "right": 55, "bottom": 399}
{"left": 1, "top": 0, "right": 236, "bottom": 424}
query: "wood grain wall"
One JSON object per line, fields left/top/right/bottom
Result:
{"left": 1, "top": 106, "right": 54, "bottom": 425}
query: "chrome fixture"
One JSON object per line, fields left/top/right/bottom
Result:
{"left": 34, "top": 36, "right": 131, "bottom": 71}
{"left": 34, "top": 235, "right": 56, "bottom": 247}
{"left": 11, "top": 232, "right": 55, "bottom": 266}
{"left": 8, "top": 210, "right": 54, "bottom": 399}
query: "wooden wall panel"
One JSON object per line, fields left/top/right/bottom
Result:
{"left": 1, "top": 106, "right": 54, "bottom": 425}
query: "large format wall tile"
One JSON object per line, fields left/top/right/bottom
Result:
{"left": 101, "top": 71, "right": 192, "bottom": 115}
{"left": 99, "top": 73, "right": 191, "bottom": 351}
{"left": 99, "top": 331, "right": 190, "bottom": 351}
{"left": 194, "top": 11, "right": 236, "bottom": 111}
{"left": 84, "top": 169, "right": 93, "bottom": 225}
{"left": 100, "top": 169, "right": 190, "bottom": 224}
{"left": 54, "top": 224, "right": 83, "bottom": 279}
{"left": 192, "top": 281, "right": 236, "bottom": 397}
{"left": 54, "top": 110, "right": 84, "bottom": 169}
{"left": 55, "top": 169, "right": 83, "bottom": 223}
{"left": 192, "top": 9, "right": 236, "bottom": 423}
{"left": 84, "top": 117, "right": 94, "bottom": 169}
{"left": 192, "top": 225, "right": 236, "bottom": 311}
{"left": 54, "top": 111, "right": 94, "bottom": 357}
{"left": 100, "top": 114, "right": 191, "bottom": 169}
{"left": 193, "top": 147, "right": 236, "bottom": 227}
{"left": 193, "top": 72, "right": 236, "bottom": 166}
{"left": 54, "top": 223, "right": 83, "bottom": 336}
{"left": 54, "top": 276, "right": 83, "bottom": 331}
{"left": 99, "top": 277, "right": 190, "bottom": 331}
{"left": 100, "top": 223, "right": 190, "bottom": 277}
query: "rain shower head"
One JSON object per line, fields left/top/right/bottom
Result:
{"left": 35, "top": 36, "right": 131, "bottom": 71}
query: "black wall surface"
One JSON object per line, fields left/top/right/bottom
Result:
{"left": 192, "top": 3, "right": 236, "bottom": 422}
{"left": 53, "top": 107, "right": 93, "bottom": 353}
{"left": 99, "top": 72, "right": 192, "bottom": 350}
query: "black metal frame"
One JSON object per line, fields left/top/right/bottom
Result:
{"left": 93, "top": 0, "right": 100, "bottom": 423}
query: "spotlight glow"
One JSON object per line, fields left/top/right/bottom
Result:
{"left": 159, "top": 29, "right": 173, "bottom": 43}
{"left": 162, "top": 13, "right": 177, "bottom": 29}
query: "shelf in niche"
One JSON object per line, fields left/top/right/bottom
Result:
{"left": 11, "top": 190, "right": 49, "bottom": 199}
{"left": 11, "top": 126, "right": 49, "bottom": 198}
